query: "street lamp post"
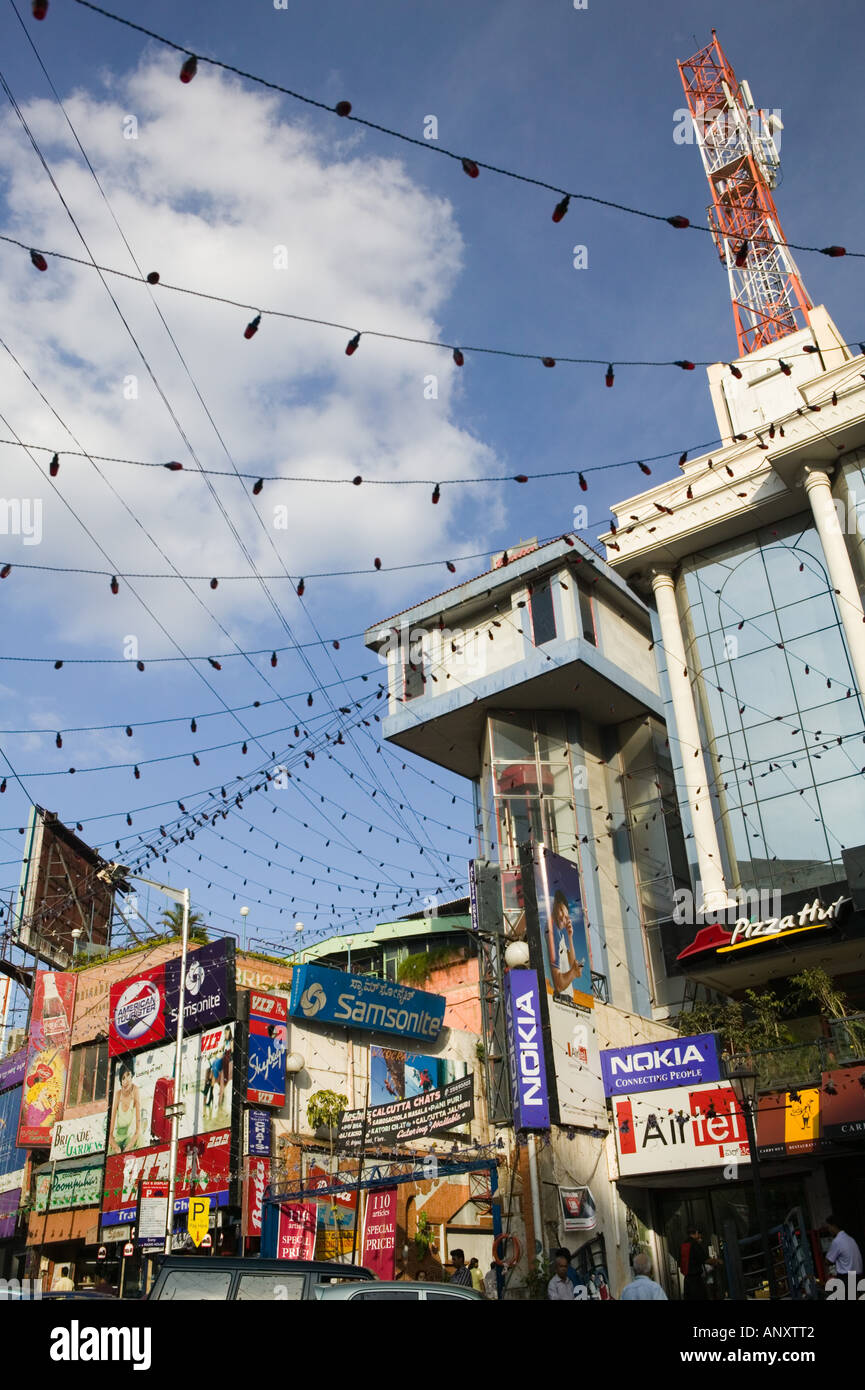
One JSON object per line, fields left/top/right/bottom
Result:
{"left": 239, "top": 906, "right": 250, "bottom": 953}
{"left": 294, "top": 921, "right": 304, "bottom": 965}
{"left": 727, "top": 1063, "right": 779, "bottom": 1300}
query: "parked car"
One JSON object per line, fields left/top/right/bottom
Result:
{"left": 42, "top": 1290, "right": 118, "bottom": 1300}
{"left": 146, "top": 1257, "right": 375, "bottom": 1301}
{"left": 317, "top": 1280, "right": 484, "bottom": 1302}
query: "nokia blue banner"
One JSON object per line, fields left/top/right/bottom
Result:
{"left": 288, "top": 962, "right": 446, "bottom": 1042}
{"left": 504, "top": 970, "right": 550, "bottom": 1129}
{"left": 600, "top": 1032, "right": 721, "bottom": 1097}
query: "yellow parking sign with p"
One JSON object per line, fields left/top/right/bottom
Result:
{"left": 188, "top": 1196, "right": 211, "bottom": 1247}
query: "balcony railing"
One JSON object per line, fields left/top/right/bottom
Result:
{"left": 729, "top": 1015, "right": 865, "bottom": 1093}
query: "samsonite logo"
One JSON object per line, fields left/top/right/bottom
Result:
{"left": 113, "top": 980, "right": 161, "bottom": 1042}
{"left": 300, "top": 983, "right": 327, "bottom": 1017}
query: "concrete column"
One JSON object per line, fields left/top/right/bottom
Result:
{"left": 650, "top": 567, "right": 731, "bottom": 912}
{"left": 802, "top": 465, "right": 865, "bottom": 698}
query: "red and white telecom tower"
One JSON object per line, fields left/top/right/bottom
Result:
{"left": 678, "top": 31, "right": 813, "bottom": 356}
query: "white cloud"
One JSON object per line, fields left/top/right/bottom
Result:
{"left": 0, "top": 56, "right": 503, "bottom": 653}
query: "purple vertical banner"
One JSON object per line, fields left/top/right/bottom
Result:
{"left": 504, "top": 969, "right": 550, "bottom": 1129}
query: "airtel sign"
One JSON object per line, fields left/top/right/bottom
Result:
{"left": 613, "top": 1081, "right": 752, "bottom": 1177}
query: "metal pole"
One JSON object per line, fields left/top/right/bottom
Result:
{"left": 349, "top": 1070, "right": 370, "bottom": 1265}
{"left": 527, "top": 1134, "right": 543, "bottom": 1259}
{"left": 163, "top": 887, "right": 190, "bottom": 1254}
{"left": 742, "top": 1099, "right": 779, "bottom": 1300}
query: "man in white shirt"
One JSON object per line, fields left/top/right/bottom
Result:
{"left": 52, "top": 1264, "right": 75, "bottom": 1292}
{"left": 547, "top": 1250, "right": 575, "bottom": 1300}
{"left": 620, "top": 1252, "right": 668, "bottom": 1301}
{"left": 825, "top": 1216, "right": 863, "bottom": 1275}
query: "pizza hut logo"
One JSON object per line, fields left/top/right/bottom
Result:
{"left": 113, "top": 979, "right": 161, "bottom": 1041}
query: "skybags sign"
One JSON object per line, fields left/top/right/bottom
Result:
{"left": 600, "top": 1033, "right": 721, "bottom": 1097}
{"left": 504, "top": 970, "right": 550, "bottom": 1129}
{"left": 288, "top": 963, "right": 445, "bottom": 1042}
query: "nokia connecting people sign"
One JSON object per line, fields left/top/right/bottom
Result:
{"left": 504, "top": 969, "right": 551, "bottom": 1129}
{"left": 600, "top": 1032, "right": 721, "bottom": 1097}
{"left": 288, "top": 962, "right": 446, "bottom": 1042}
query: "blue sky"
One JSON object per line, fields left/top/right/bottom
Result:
{"left": 0, "top": 0, "right": 862, "bottom": 1020}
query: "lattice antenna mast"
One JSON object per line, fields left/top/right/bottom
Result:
{"left": 678, "top": 31, "right": 813, "bottom": 355}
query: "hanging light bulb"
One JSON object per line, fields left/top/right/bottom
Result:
{"left": 110, "top": 575, "right": 119, "bottom": 595}
{"left": 296, "top": 578, "right": 305, "bottom": 596}
{"left": 208, "top": 658, "right": 222, "bottom": 670}
{"left": 541, "top": 356, "right": 556, "bottom": 368}
{"left": 190, "top": 718, "right": 197, "bottom": 732}
{"left": 48, "top": 453, "right": 60, "bottom": 477}
{"left": 30, "top": 249, "right": 48, "bottom": 271}
{"left": 461, "top": 157, "right": 479, "bottom": 178}
{"left": 578, "top": 473, "right": 587, "bottom": 492}
{"left": 734, "top": 239, "right": 749, "bottom": 267}
{"left": 779, "top": 360, "right": 792, "bottom": 375}
{"left": 552, "top": 194, "right": 570, "bottom": 223}
{"left": 210, "top": 578, "right": 218, "bottom": 590}
{"left": 252, "top": 478, "right": 263, "bottom": 495}
{"left": 32, "top": 0, "right": 48, "bottom": 17}
{"left": 244, "top": 314, "right": 261, "bottom": 340}
{"left": 307, "top": 693, "right": 314, "bottom": 707}
{"left": 180, "top": 55, "right": 198, "bottom": 83}
{"left": 335, "top": 100, "right": 352, "bottom": 116}
{"left": 374, "top": 557, "right": 382, "bottom": 570}
{"left": 514, "top": 474, "right": 529, "bottom": 483}
{"left": 446, "top": 561, "right": 456, "bottom": 573}
{"left": 134, "top": 765, "right": 140, "bottom": 779}
{"left": 146, "top": 271, "right": 160, "bottom": 284}
{"left": 638, "top": 462, "right": 652, "bottom": 475}
{"left": 192, "top": 753, "right": 201, "bottom": 767}
{"left": 832, "top": 391, "right": 838, "bottom": 406}
{"left": 728, "top": 363, "right": 743, "bottom": 379}
{"left": 667, "top": 215, "right": 689, "bottom": 228}
{"left": 136, "top": 660, "right": 144, "bottom": 671}
{"left": 0, "top": 565, "right": 10, "bottom": 579}
{"left": 674, "top": 360, "right": 695, "bottom": 371}
{"left": 452, "top": 347, "right": 464, "bottom": 367}
{"left": 55, "top": 733, "right": 62, "bottom": 748}
{"left": 345, "top": 332, "right": 361, "bottom": 356}
{"left": 820, "top": 245, "right": 846, "bottom": 257}
{"left": 270, "top": 651, "right": 277, "bottom": 667}
{"left": 605, "top": 363, "right": 614, "bottom": 388}
{"left": 164, "top": 461, "right": 183, "bottom": 471}
{"left": 352, "top": 475, "right": 363, "bottom": 486}
{"left": 431, "top": 484, "right": 440, "bottom": 504}
{"left": 125, "top": 726, "right": 133, "bottom": 737}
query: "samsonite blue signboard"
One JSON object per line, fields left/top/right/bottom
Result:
{"left": 288, "top": 962, "right": 445, "bottom": 1042}
{"left": 600, "top": 1032, "right": 721, "bottom": 1097}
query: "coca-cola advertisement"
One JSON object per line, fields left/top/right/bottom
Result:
{"left": 17, "top": 971, "right": 77, "bottom": 1146}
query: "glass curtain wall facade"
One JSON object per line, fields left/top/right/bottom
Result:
{"left": 678, "top": 512, "right": 865, "bottom": 896}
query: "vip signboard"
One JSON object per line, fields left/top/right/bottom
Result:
{"left": 288, "top": 962, "right": 445, "bottom": 1043}
{"left": 600, "top": 1034, "right": 721, "bottom": 1097}
{"left": 612, "top": 1081, "right": 751, "bottom": 1177}
{"left": 245, "top": 991, "right": 288, "bottom": 1107}
{"left": 101, "top": 1129, "right": 231, "bottom": 1226}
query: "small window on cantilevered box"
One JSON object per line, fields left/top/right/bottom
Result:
{"left": 577, "top": 584, "right": 597, "bottom": 645}
{"left": 402, "top": 651, "right": 425, "bottom": 700}
{"left": 529, "top": 580, "right": 556, "bottom": 646}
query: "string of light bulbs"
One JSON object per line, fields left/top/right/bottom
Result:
{"left": 65, "top": 0, "right": 862, "bottom": 260}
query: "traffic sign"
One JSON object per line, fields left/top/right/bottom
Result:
{"left": 187, "top": 1195, "right": 211, "bottom": 1247}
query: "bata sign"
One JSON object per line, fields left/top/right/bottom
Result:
{"left": 600, "top": 1033, "right": 720, "bottom": 1097}
{"left": 613, "top": 1081, "right": 752, "bottom": 1177}
{"left": 677, "top": 895, "right": 852, "bottom": 964}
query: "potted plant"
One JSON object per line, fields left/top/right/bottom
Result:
{"left": 306, "top": 1089, "right": 348, "bottom": 1142}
